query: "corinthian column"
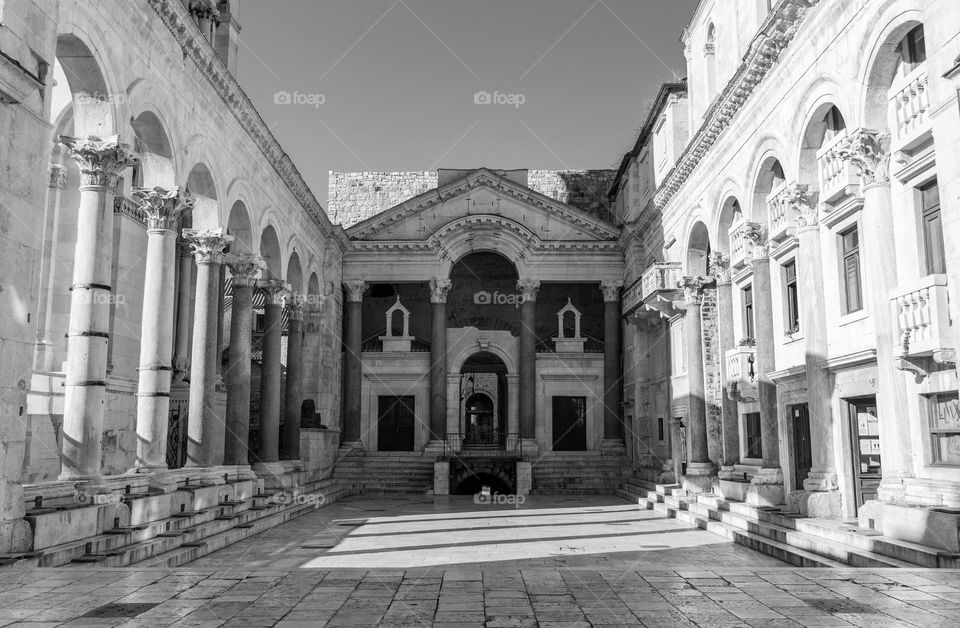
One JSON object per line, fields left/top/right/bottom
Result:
{"left": 429, "top": 278, "right": 452, "bottom": 443}
{"left": 743, "top": 223, "right": 784, "bottom": 505}
{"left": 257, "top": 281, "right": 289, "bottom": 468}
{"left": 173, "top": 241, "right": 193, "bottom": 381}
{"left": 35, "top": 152, "right": 67, "bottom": 372}
{"left": 710, "top": 253, "right": 740, "bottom": 476}
{"left": 342, "top": 281, "right": 367, "bottom": 445}
{"left": 837, "top": 130, "right": 912, "bottom": 501}
{"left": 223, "top": 254, "right": 264, "bottom": 467}
{"left": 133, "top": 187, "right": 194, "bottom": 471}
{"left": 517, "top": 279, "right": 540, "bottom": 443}
{"left": 183, "top": 228, "right": 233, "bottom": 468}
{"left": 282, "top": 293, "right": 307, "bottom": 460}
{"left": 58, "top": 135, "right": 137, "bottom": 481}
{"left": 678, "top": 276, "right": 716, "bottom": 493}
{"left": 601, "top": 280, "right": 624, "bottom": 444}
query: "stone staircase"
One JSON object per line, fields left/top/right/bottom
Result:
{"left": 531, "top": 453, "right": 632, "bottom": 495}
{"left": 3, "top": 470, "right": 347, "bottom": 570}
{"left": 332, "top": 450, "right": 435, "bottom": 495}
{"left": 619, "top": 478, "right": 960, "bottom": 569}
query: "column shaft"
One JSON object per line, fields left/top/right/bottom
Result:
{"left": 684, "top": 302, "right": 709, "bottom": 464}
{"left": 430, "top": 300, "right": 447, "bottom": 440}
{"left": 259, "top": 301, "right": 283, "bottom": 462}
{"left": 224, "top": 282, "right": 254, "bottom": 465}
{"left": 752, "top": 256, "right": 779, "bottom": 469}
{"left": 173, "top": 245, "right": 193, "bottom": 378}
{"left": 716, "top": 280, "right": 740, "bottom": 468}
{"left": 343, "top": 299, "right": 363, "bottom": 443}
{"left": 603, "top": 298, "right": 622, "bottom": 439}
{"left": 282, "top": 313, "right": 304, "bottom": 460}
{"left": 519, "top": 298, "right": 537, "bottom": 439}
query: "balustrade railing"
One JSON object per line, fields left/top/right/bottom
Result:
{"left": 892, "top": 274, "right": 952, "bottom": 357}
{"left": 640, "top": 262, "right": 683, "bottom": 301}
{"left": 729, "top": 221, "right": 749, "bottom": 268}
{"left": 767, "top": 183, "right": 794, "bottom": 242}
{"left": 816, "top": 131, "right": 860, "bottom": 204}
{"left": 442, "top": 432, "right": 522, "bottom": 458}
{"left": 889, "top": 65, "right": 930, "bottom": 150}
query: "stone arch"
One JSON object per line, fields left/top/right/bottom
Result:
{"left": 286, "top": 250, "right": 303, "bottom": 294}
{"left": 54, "top": 32, "right": 116, "bottom": 136}
{"left": 435, "top": 216, "right": 537, "bottom": 278}
{"left": 715, "top": 195, "right": 744, "bottom": 255}
{"left": 797, "top": 100, "right": 850, "bottom": 202}
{"left": 685, "top": 220, "right": 712, "bottom": 276}
{"left": 450, "top": 345, "right": 517, "bottom": 376}
{"left": 130, "top": 109, "right": 175, "bottom": 189}
{"left": 259, "top": 224, "right": 283, "bottom": 280}
{"left": 185, "top": 162, "right": 220, "bottom": 229}
{"left": 307, "top": 272, "right": 321, "bottom": 299}
{"left": 450, "top": 459, "right": 515, "bottom": 494}
{"left": 746, "top": 144, "right": 788, "bottom": 225}
{"left": 858, "top": 4, "right": 926, "bottom": 131}
{"left": 226, "top": 200, "right": 254, "bottom": 254}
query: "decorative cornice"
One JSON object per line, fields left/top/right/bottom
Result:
{"left": 429, "top": 278, "right": 452, "bottom": 304}
{"left": 59, "top": 135, "right": 138, "bottom": 188}
{"left": 348, "top": 237, "right": 620, "bottom": 255}
{"left": 146, "top": 0, "right": 342, "bottom": 246}
{"left": 132, "top": 186, "right": 194, "bottom": 231}
{"left": 652, "top": 0, "right": 821, "bottom": 212}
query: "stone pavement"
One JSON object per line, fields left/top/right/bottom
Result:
{"left": 0, "top": 496, "right": 956, "bottom": 627}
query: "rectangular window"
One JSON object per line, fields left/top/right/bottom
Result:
{"left": 745, "top": 412, "right": 762, "bottom": 459}
{"left": 657, "top": 417, "right": 664, "bottom": 442}
{"left": 920, "top": 180, "right": 945, "bottom": 276}
{"left": 742, "top": 285, "right": 755, "bottom": 339}
{"left": 930, "top": 393, "right": 960, "bottom": 466}
{"left": 783, "top": 260, "right": 800, "bottom": 333}
{"left": 840, "top": 226, "right": 863, "bottom": 314}
{"left": 904, "top": 25, "right": 927, "bottom": 66}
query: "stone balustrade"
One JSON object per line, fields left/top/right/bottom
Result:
{"left": 725, "top": 344, "right": 757, "bottom": 401}
{"left": 816, "top": 132, "right": 860, "bottom": 204}
{"left": 889, "top": 65, "right": 930, "bottom": 151}
{"left": 640, "top": 262, "right": 683, "bottom": 301}
{"left": 767, "top": 182, "right": 794, "bottom": 243}
{"left": 893, "top": 274, "right": 953, "bottom": 358}
{"left": 729, "top": 221, "right": 750, "bottom": 269}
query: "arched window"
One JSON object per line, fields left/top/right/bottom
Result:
{"left": 896, "top": 25, "right": 926, "bottom": 77}
{"left": 705, "top": 23, "right": 718, "bottom": 100}
{"left": 822, "top": 106, "right": 846, "bottom": 144}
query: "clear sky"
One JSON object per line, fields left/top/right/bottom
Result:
{"left": 236, "top": 0, "right": 699, "bottom": 208}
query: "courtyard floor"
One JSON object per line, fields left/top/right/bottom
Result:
{"left": 0, "top": 495, "right": 956, "bottom": 627}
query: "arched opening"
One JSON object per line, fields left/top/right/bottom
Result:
{"left": 286, "top": 251, "right": 303, "bottom": 295}
{"left": 52, "top": 34, "right": 114, "bottom": 135}
{"left": 751, "top": 157, "right": 786, "bottom": 225}
{"left": 185, "top": 163, "right": 219, "bottom": 229}
{"left": 130, "top": 111, "right": 175, "bottom": 189}
{"left": 258, "top": 225, "right": 282, "bottom": 281}
{"left": 226, "top": 201, "right": 253, "bottom": 254}
{"left": 799, "top": 103, "right": 848, "bottom": 200}
{"left": 717, "top": 196, "right": 743, "bottom": 254}
{"left": 447, "top": 251, "right": 520, "bottom": 333}
{"left": 389, "top": 308, "right": 404, "bottom": 336}
{"left": 460, "top": 352, "right": 508, "bottom": 448}
{"left": 864, "top": 21, "right": 926, "bottom": 133}
{"left": 686, "top": 221, "right": 712, "bottom": 276}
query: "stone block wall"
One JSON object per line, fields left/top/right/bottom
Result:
{"left": 329, "top": 169, "right": 618, "bottom": 228}
{"left": 701, "top": 287, "right": 723, "bottom": 466}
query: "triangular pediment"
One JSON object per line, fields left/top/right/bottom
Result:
{"left": 346, "top": 168, "right": 620, "bottom": 242}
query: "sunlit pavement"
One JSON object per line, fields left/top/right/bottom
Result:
{"left": 0, "top": 496, "right": 957, "bottom": 626}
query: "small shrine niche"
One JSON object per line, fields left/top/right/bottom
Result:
{"left": 379, "top": 296, "right": 414, "bottom": 352}
{"left": 553, "top": 298, "right": 585, "bottom": 353}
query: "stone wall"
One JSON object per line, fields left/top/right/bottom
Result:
{"left": 329, "top": 169, "right": 618, "bottom": 228}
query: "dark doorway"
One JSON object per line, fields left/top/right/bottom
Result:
{"left": 460, "top": 352, "right": 508, "bottom": 448}
{"left": 552, "top": 396, "right": 587, "bottom": 451}
{"left": 464, "top": 393, "right": 496, "bottom": 446}
{"left": 848, "top": 396, "right": 881, "bottom": 511}
{"left": 790, "top": 403, "right": 812, "bottom": 490}
{"left": 378, "top": 396, "right": 415, "bottom": 451}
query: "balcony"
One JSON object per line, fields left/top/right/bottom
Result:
{"left": 725, "top": 344, "right": 758, "bottom": 402}
{"left": 892, "top": 274, "right": 953, "bottom": 360}
{"left": 729, "top": 221, "right": 750, "bottom": 269}
{"left": 817, "top": 131, "right": 861, "bottom": 205}
{"left": 624, "top": 262, "right": 683, "bottom": 319}
{"left": 113, "top": 196, "right": 147, "bottom": 225}
{"left": 889, "top": 64, "right": 931, "bottom": 153}
{"left": 767, "top": 182, "right": 794, "bottom": 243}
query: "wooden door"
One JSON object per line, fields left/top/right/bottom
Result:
{"left": 849, "top": 398, "right": 881, "bottom": 511}
{"left": 791, "top": 403, "right": 812, "bottom": 491}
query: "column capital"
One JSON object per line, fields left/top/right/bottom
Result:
{"left": 182, "top": 228, "right": 233, "bottom": 264}
{"left": 836, "top": 128, "right": 891, "bottom": 188}
{"left": 743, "top": 222, "right": 770, "bottom": 261}
{"left": 343, "top": 280, "right": 367, "bottom": 303}
{"left": 188, "top": 0, "right": 221, "bottom": 22}
{"left": 59, "top": 135, "right": 138, "bottom": 188}
{"left": 259, "top": 280, "right": 292, "bottom": 307}
{"left": 133, "top": 186, "right": 194, "bottom": 231}
{"left": 225, "top": 253, "right": 265, "bottom": 286}
{"left": 47, "top": 163, "right": 67, "bottom": 190}
{"left": 708, "top": 252, "right": 732, "bottom": 285}
{"left": 679, "top": 275, "right": 715, "bottom": 308}
{"left": 286, "top": 292, "right": 308, "bottom": 320}
{"left": 600, "top": 280, "right": 623, "bottom": 302}
{"left": 517, "top": 278, "right": 540, "bottom": 301}
{"left": 429, "top": 277, "right": 452, "bottom": 303}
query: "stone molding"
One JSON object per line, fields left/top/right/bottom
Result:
{"left": 59, "top": 135, "right": 138, "bottom": 188}
{"left": 225, "top": 254, "right": 265, "bottom": 287}
{"left": 517, "top": 279, "right": 541, "bottom": 302}
{"left": 600, "top": 280, "right": 623, "bottom": 302}
{"left": 132, "top": 186, "right": 194, "bottom": 231}
{"left": 708, "top": 252, "right": 731, "bottom": 285}
{"left": 349, "top": 237, "right": 620, "bottom": 255}
{"left": 182, "top": 228, "right": 233, "bottom": 264}
{"left": 650, "top": 0, "right": 822, "bottom": 213}
{"left": 836, "top": 129, "right": 891, "bottom": 188}
{"left": 146, "top": 0, "right": 345, "bottom": 248}
{"left": 343, "top": 280, "right": 368, "bottom": 303}
{"left": 429, "top": 278, "right": 452, "bottom": 304}
{"left": 348, "top": 168, "right": 619, "bottom": 242}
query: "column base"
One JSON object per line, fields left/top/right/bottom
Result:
{"left": 802, "top": 470, "right": 839, "bottom": 492}
{"left": 718, "top": 465, "right": 746, "bottom": 481}
{"left": 746, "top": 467, "right": 784, "bottom": 507}
{"left": 877, "top": 477, "right": 909, "bottom": 504}
{"left": 520, "top": 439, "right": 539, "bottom": 459}
{"left": 128, "top": 467, "right": 180, "bottom": 493}
{"left": 681, "top": 462, "right": 715, "bottom": 494}
{"left": 252, "top": 461, "right": 291, "bottom": 489}
{"left": 423, "top": 440, "right": 446, "bottom": 456}
{"left": 787, "top": 489, "right": 843, "bottom": 518}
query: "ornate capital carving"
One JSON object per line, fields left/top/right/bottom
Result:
{"left": 47, "top": 164, "right": 67, "bottom": 190}
{"left": 679, "top": 276, "right": 715, "bottom": 308}
{"left": 600, "top": 280, "right": 623, "bottom": 302}
{"left": 132, "top": 186, "right": 194, "bottom": 231}
{"left": 182, "top": 228, "right": 233, "bottom": 264}
{"left": 59, "top": 135, "right": 138, "bottom": 188}
{"left": 286, "top": 292, "right": 307, "bottom": 320}
{"left": 742, "top": 222, "right": 770, "bottom": 261}
{"left": 836, "top": 129, "right": 891, "bottom": 188}
{"left": 343, "top": 280, "right": 368, "bottom": 303}
{"left": 429, "top": 278, "right": 452, "bottom": 304}
{"left": 188, "top": 0, "right": 220, "bottom": 22}
{"left": 517, "top": 279, "right": 540, "bottom": 302}
{"left": 225, "top": 254, "right": 265, "bottom": 287}
{"left": 708, "top": 252, "right": 731, "bottom": 285}
{"left": 260, "top": 280, "right": 291, "bottom": 307}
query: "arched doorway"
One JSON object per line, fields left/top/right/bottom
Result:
{"left": 460, "top": 352, "right": 508, "bottom": 449}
